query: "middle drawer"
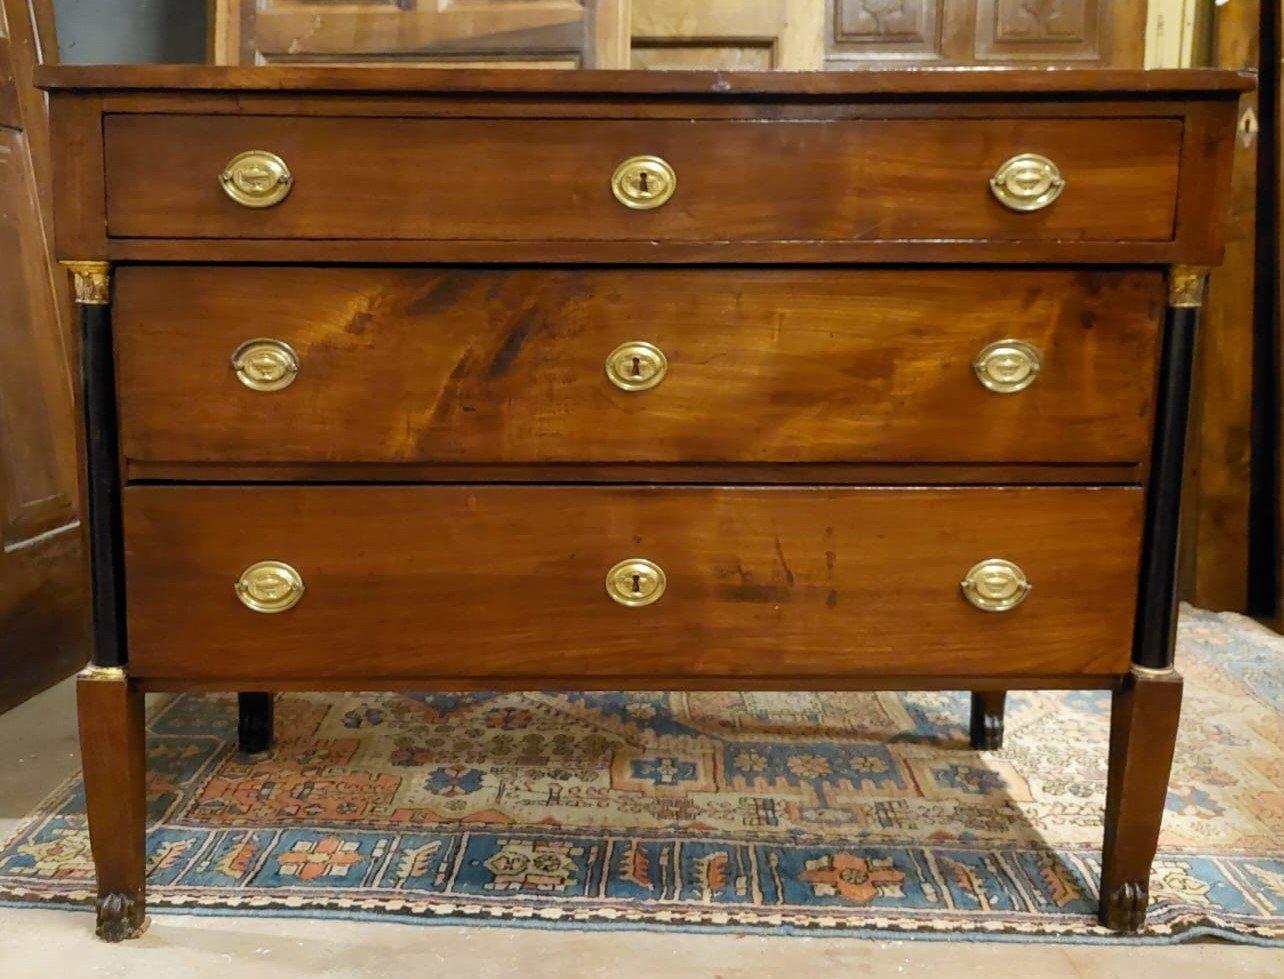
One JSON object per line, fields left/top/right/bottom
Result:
{"left": 116, "top": 266, "right": 1162, "bottom": 467}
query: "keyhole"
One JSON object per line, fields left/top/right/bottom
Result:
{"left": 631, "top": 573, "right": 643, "bottom": 594}
{"left": 636, "top": 171, "right": 651, "bottom": 195}
{"left": 631, "top": 356, "right": 642, "bottom": 377}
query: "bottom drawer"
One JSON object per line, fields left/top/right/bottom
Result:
{"left": 123, "top": 486, "right": 1142, "bottom": 682}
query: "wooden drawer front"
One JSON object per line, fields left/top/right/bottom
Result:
{"left": 123, "top": 486, "right": 1141, "bottom": 681}
{"left": 115, "top": 267, "right": 1162, "bottom": 466}
{"left": 103, "top": 114, "right": 1182, "bottom": 242}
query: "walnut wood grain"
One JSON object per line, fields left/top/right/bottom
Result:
{"left": 124, "top": 461, "right": 1143, "bottom": 486}
{"left": 103, "top": 113, "right": 1182, "bottom": 243}
{"left": 115, "top": 267, "right": 1163, "bottom": 468}
{"left": 133, "top": 674, "right": 1126, "bottom": 693}
{"left": 122, "top": 485, "right": 1143, "bottom": 683}
{"left": 76, "top": 670, "right": 146, "bottom": 941}
{"left": 1099, "top": 669, "right": 1184, "bottom": 931}
{"left": 43, "top": 79, "right": 1242, "bottom": 265}
{"left": 35, "top": 64, "right": 1255, "bottom": 96}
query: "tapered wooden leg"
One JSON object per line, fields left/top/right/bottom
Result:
{"left": 1098, "top": 667, "right": 1183, "bottom": 932}
{"left": 237, "top": 692, "right": 275, "bottom": 756}
{"left": 1098, "top": 269, "right": 1201, "bottom": 932}
{"left": 77, "top": 666, "right": 147, "bottom": 942}
{"left": 969, "top": 691, "right": 1007, "bottom": 749}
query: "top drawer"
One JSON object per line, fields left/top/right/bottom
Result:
{"left": 102, "top": 114, "right": 1183, "bottom": 243}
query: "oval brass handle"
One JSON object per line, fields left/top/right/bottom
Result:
{"left": 989, "top": 153, "right": 1064, "bottom": 212}
{"left": 236, "top": 560, "right": 305, "bottom": 613}
{"left": 611, "top": 156, "right": 677, "bottom": 210}
{"left": 220, "top": 150, "right": 293, "bottom": 208}
{"left": 231, "top": 338, "right": 300, "bottom": 392}
{"left": 961, "top": 559, "right": 1031, "bottom": 612}
{"left": 606, "top": 341, "right": 668, "bottom": 392}
{"left": 605, "top": 558, "right": 667, "bottom": 607}
{"left": 973, "top": 339, "right": 1041, "bottom": 394}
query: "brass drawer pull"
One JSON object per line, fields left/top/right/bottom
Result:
{"left": 231, "top": 338, "right": 300, "bottom": 392}
{"left": 236, "top": 560, "right": 305, "bottom": 613}
{"left": 961, "top": 559, "right": 1031, "bottom": 612}
{"left": 220, "top": 150, "right": 293, "bottom": 208}
{"left": 989, "top": 153, "right": 1064, "bottom": 212}
{"left": 973, "top": 339, "right": 1042, "bottom": 394}
{"left": 606, "top": 558, "right": 666, "bottom": 607}
{"left": 605, "top": 341, "right": 668, "bottom": 391}
{"left": 611, "top": 156, "right": 677, "bottom": 210}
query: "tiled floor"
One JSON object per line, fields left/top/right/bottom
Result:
{"left": 1, "top": 680, "right": 1280, "bottom": 978}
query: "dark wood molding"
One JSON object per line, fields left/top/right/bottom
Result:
{"left": 35, "top": 65, "right": 1254, "bottom": 97}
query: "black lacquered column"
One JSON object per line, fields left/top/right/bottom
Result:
{"left": 1132, "top": 266, "right": 1208, "bottom": 674}
{"left": 64, "top": 261, "right": 127, "bottom": 671}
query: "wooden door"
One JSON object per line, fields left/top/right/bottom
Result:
{"left": 0, "top": 0, "right": 86, "bottom": 713}
{"left": 211, "top": 1, "right": 1149, "bottom": 70}
{"left": 631, "top": 0, "right": 823, "bottom": 69}
{"left": 824, "top": 0, "right": 1146, "bottom": 67}
{"left": 628, "top": 0, "right": 1143, "bottom": 70}
{"left": 209, "top": 0, "right": 630, "bottom": 68}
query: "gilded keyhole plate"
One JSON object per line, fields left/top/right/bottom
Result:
{"left": 960, "top": 558, "right": 1031, "bottom": 612}
{"left": 606, "top": 558, "right": 667, "bottom": 608}
{"left": 236, "top": 560, "right": 305, "bottom": 614}
{"left": 973, "top": 339, "right": 1041, "bottom": 394}
{"left": 611, "top": 156, "right": 677, "bottom": 210}
{"left": 220, "top": 150, "right": 293, "bottom": 208}
{"left": 232, "top": 338, "right": 300, "bottom": 392}
{"left": 989, "top": 153, "right": 1064, "bottom": 212}
{"left": 605, "top": 341, "right": 668, "bottom": 392}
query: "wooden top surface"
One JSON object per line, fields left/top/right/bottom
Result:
{"left": 36, "top": 65, "right": 1254, "bottom": 98}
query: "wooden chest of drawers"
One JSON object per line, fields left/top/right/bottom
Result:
{"left": 39, "top": 64, "right": 1247, "bottom": 941}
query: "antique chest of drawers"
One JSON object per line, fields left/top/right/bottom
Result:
{"left": 38, "top": 65, "right": 1248, "bottom": 940}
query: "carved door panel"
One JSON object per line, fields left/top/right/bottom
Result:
{"left": 210, "top": 0, "right": 630, "bottom": 68}
{"left": 825, "top": 0, "right": 1147, "bottom": 67}
{"left": 0, "top": 0, "right": 86, "bottom": 713}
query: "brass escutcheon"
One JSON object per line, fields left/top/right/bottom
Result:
{"left": 605, "top": 341, "right": 668, "bottom": 392}
{"left": 611, "top": 156, "right": 677, "bottom": 210}
{"left": 605, "top": 558, "right": 667, "bottom": 608}
{"left": 961, "top": 559, "right": 1031, "bottom": 612}
{"left": 220, "top": 150, "right": 293, "bottom": 208}
{"left": 231, "top": 338, "right": 300, "bottom": 392}
{"left": 973, "top": 339, "right": 1042, "bottom": 394}
{"left": 235, "top": 561, "right": 305, "bottom": 613}
{"left": 989, "top": 153, "right": 1064, "bottom": 212}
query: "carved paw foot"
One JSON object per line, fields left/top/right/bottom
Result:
{"left": 95, "top": 892, "right": 147, "bottom": 942}
{"left": 1098, "top": 881, "right": 1148, "bottom": 932}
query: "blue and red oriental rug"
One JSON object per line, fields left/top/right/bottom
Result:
{"left": 1, "top": 607, "right": 1281, "bottom": 944}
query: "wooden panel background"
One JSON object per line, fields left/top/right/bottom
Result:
{"left": 209, "top": 1, "right": 1147, "bottom": 70}
{"left": 0, "top": 0, "right": 85, "bottom": 713}
{"left": 1187, "top": 0, "right": 1257, "bottom": 612}
{"left": 825, "top": 0, "right": 1145, "bottom": 68}
{"left": 632, "top": 0, "right": 823, "bottom": 69}
{"left": 209, "top": 0, "right": 630, "bottom": 68}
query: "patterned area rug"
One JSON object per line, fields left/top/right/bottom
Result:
{"left": 1, "top": 607, "right": 1281, "bottom": 944}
